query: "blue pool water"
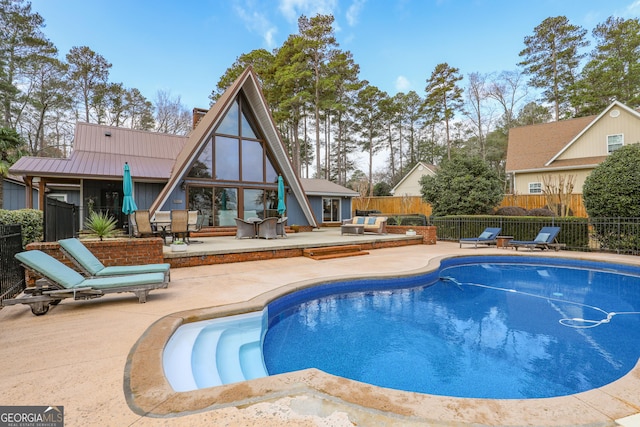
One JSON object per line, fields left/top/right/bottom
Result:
{"left": 263, "top": 257, "right": 640, "bottom": 399}
{"left": 162, "top": 256, "right": 640, "bottom": 399}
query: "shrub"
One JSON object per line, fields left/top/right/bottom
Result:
{"left": 420, "top": 154, "right": 503, "bottom": 216}
{"left": 0, "top": 209, "right": 43, "bottom": 247}
{"left": 494, "top": 206, "right": 527, "bottom": 216}
{"left": 583, "top": 144, "right": 640, "bottom": 218}
{"left": 526, "top": 208, "right": 556, "bottom": 217}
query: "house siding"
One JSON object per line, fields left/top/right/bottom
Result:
{"left": 513, "top": 169, "right": 593, "bottom": 194}
{"left": 557, "top": 108, "right": 640, "bottom": 160}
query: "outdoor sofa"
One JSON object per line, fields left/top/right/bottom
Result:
{"left": 342, "top": 216, "right": 388, "bottom": 234}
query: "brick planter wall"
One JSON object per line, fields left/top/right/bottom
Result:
{"left": 25, "top": 238, "right": 165, "bottom": 281}
{"left": 386, "top": 225, "right": 437, "bottom": 245}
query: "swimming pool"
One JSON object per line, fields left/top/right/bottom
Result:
{"left": 163, "top": 255, "right": 640, "bottom": 399}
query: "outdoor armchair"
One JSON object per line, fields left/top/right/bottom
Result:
{"left": 257, "top": 217, "right": 278, "bottom": 239}
{"left": 235, "top": 218, "right": 256, "bottom": 239}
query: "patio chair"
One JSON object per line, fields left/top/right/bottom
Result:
{"left": 58, "top": 238, "right": 170, "bottom": 284}
{"left": 257, "top": 217, "right": 278, "bottom": 239}
{"left": 234, "top": 217, "right": 256, "bottom": 239}
{"left": 3, "top": 250, "right": 168, "bottom": 315}
{"left": 134, "top": 210, "right": 165, "bottom": 244}
{"left": 276, "top": 216, "right": 288, "bottom": 238}
{"left": 186, "top": 211, "right": 205, "bottom": 243}
{"left": 459, "top": 227, "right": 502, "bottom": 248}
{"left": 170, "top": 210, "right": 189, "bottom": 243}
{"left": 510, "top": 227, "right": 565, "bottom": 251}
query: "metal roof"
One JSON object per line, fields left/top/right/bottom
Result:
{"left": 300, "top": 178, "right": 359, "bottom": 197}
{"left": 10, "top": 123, "right": 187, "bottom": 181}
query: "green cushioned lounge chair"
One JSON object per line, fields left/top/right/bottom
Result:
{"left": 2, "top": 250, "right": 168, "bottom": 315}
{"left": 58, "top": 238, "right": 170, "bottom": 284}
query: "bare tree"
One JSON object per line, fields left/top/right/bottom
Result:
{"left": 464, "top": 72, "right": 495, "bottom": 160}
{"left": 487, "top": 70, "right": 528, "bottom": 130}
{"left": 154, "top": 90, "right": 191, "bottom": 135}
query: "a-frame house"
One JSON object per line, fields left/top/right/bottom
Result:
{"left": 151, "top": 67, "right": 317, "bottom": 227}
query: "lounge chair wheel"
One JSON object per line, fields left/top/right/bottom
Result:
{"left": 50, "top": 299, "right": 62, "bottom": 306}
{"left": 30, "top": 302, "right": 50, "bottom": 316}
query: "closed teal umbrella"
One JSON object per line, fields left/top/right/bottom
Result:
{"left": 277, "top": 175, "right": 286, "bottom": 216}
{"left": 122, "top": 162, "right": 138, "bottom": 215}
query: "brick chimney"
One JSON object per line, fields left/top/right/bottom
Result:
{"left": 192, "top": 107, "right": 208, "bottom": 129}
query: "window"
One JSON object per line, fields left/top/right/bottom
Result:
{"left": 529, "top": 182, "right": 542, "bottom": 194}
{"left": 185, "top": 93, "right": 283, "bottom": 224}
{"left": 322, "top": 198, "right": 340, "bottom": 222}
{"left": 607, "top": 134, "right": 623, "bottom": 153}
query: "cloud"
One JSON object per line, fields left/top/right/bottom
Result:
{"left": 233, "top": 2, "right": 279, "bottom": 49}
{"left": 624, "top": 0, "right": 640, "bottom": 16}
{"left": 346, "top": 0, "right": 367, "bottom": 26}
{"left": 395, "top": 75, "right": 411, "bottom": 92}
{"left": 278, "top": 0, "right": 338, "bottom": 23}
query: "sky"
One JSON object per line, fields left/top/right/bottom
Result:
{"left": 27, "top": 0, "right": 640, "bottom": 112}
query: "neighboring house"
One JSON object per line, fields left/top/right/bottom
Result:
{"left": 9, "top": 67, "right": 356, "bottom": 228}
{"left": 391, "top": 162, "right": 437, "bottom": 196}
{"left": 506, "top": 101, "right": 640, "bottom": 194}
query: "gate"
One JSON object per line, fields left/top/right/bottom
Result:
{"left": 0, "top": 224, "right": 25, "bottom": 304}
{"left": 44, "top": 197, "right": 78, "bottom": 242}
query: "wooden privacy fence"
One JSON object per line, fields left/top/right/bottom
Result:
{"left": 352, "top": 194, "right": 588, "bottom": 218}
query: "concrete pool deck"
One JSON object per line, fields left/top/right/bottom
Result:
{"left": 2, "top": 242, "right": 640, "bottom": 426}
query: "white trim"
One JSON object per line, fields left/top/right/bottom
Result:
{"left": 545, "top": 101, "right": 640, "bottom": 166}
{"left": 47, "top": 193, "right": 67, "bottom": 202}
{"left": 508, "top": 164, "right": 601, "bottom": 174}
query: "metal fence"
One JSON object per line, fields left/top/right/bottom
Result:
{"left": 0, "top": 224, "right": 25, "bottom": 304}
{"left": 430, "top": 216, "right": 640, "bottom": 255}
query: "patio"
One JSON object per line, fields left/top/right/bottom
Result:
{"left": 1, "top": 242, "right": 640, "bottom": 426}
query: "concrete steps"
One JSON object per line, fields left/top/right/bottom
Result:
{"left": 303, "top": 245, "right": 369, "bottom": 260}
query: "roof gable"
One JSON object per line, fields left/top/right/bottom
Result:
{"left": 391, "top": 162, "right": 436, "bottom": 195}
{"left": 150, "top": 67, "right": 317, "bottom": 226}
{"left": 505, "top": 115, "right": 596, "bottom": 172}
{"left": 547, "top": 101, "right": 640, "bottom": 165}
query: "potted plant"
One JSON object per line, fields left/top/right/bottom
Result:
{"left": 85, "top": 210, "right": 118, "bottom": 241}
{"left": 170, "top": 239, "right": 187, "bottom": 252}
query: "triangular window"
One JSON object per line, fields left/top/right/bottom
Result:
{"left": 216, "top": 100, "right": 239, "bottom": 136}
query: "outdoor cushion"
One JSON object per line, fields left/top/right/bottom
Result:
{"left": 534, "top": 232, "right": 550, "bottom": 242}
{"left": 80, "top": 272, "right": 166, "bottom": 289}
{"left": 58, "top": 238, "right": 105, "bottom": 275}
{"left": 478, "top": 231, "right": 492, "bottom": 239}
{"left": 367, "top": 217, "right": 377, "bottom": 225}
{"left": 59, "top": 238, "right": 170, "bottom": 278}
{"left": 356, "top": 217, "right": 365, "bottom": 224}
{"left": 16, "top": 250, "right": 87, "bottom": 288}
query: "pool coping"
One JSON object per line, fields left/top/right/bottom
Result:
{"left": 124, "top": 252, "right": 640, "bottom": 426}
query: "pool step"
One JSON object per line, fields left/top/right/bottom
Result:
{"left": 163, "top": 312, "right": 267, "bottom": 392}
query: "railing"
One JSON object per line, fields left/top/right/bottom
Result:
{"left": 430, "top": 216, "right": 640, "bottom": 255}
{"left": 0, "top": 224, "right": 25, "bottom": 304}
